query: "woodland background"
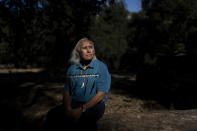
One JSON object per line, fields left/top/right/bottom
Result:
{"left": 1, "top": 0, "right": 197, "bottom": 130}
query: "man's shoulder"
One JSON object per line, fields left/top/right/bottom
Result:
{"left": 67, "top": 64, "right": 75, "bottom": 70}
{"left": 94, "top": 59, "right": 108, "bottom": 70}
{"left": 66, "top": 64, "right": 78, "bottom": 74}
{"left": 95, "top": 59, "right": 107, "bottom": 66}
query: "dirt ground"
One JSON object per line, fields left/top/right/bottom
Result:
{"left": 0, "top": 69, "right": 197, "bottom": 131}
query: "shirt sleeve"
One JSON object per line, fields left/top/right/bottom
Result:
{"left": 64, "top": 68, "right": 70, "bottom": 92}
{"left": 96, "top": 63, "right": 111, "bottom": 92}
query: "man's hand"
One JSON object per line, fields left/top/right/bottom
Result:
{"left": 65, "top": 107, "right": 83, "bottom": 122}
{"left": 82, "top": 91, "right": 105, "bottom": 110}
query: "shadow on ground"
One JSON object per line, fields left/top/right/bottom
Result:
{"left": 0, "top": 69, "right": 197, "bottom": 130}
{"left": 111, "top": 71, "right": 197, "bottom": 110}
{"left": 0, "top": 70, "right": 64, "bottom": 130}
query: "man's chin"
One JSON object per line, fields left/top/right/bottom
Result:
{"left": 85, "top": 56, "right": 93, "bottom": 61}
{"left": 85, "top": 58, "right": 93, "bottom": 61}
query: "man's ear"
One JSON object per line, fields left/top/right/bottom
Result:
{"left": 76, "top": 50, "right": 80, "bottom": 56}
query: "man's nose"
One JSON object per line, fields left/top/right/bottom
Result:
{"left": 87, "top": 48, "right": 91, "bottom": 52}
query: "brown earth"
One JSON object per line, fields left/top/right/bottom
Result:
{"left": 0, "top": 69, "right": 197, "bottom": 131}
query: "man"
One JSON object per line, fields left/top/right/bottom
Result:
{"left": 63, "top": 38, "right": 111, "bottom": 131}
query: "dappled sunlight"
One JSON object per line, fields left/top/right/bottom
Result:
{"left": 1, "top": 69, "right": 197, "bottom": 130}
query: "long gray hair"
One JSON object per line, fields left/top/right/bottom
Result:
{"left": 69, "top": 38, "right": 97, "bottom": 65}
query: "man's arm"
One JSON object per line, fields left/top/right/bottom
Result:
{"left": 81, "top": 91, "right": 105, "bottom": 111}
{"left": 63, "top": 91, "right": 72, "bottom": 111}
{"left": 63, "top": 91, "right": 83, "bottom": 122}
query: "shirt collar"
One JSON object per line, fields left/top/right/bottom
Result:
{"left": 76, "top": 59, "right": 96, "bottom": 70}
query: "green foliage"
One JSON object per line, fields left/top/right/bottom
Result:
{"left": 141, "top": 0, "right": 197, "bottom": 57}
{"left": 89, "top": 0, "right": 128, "bottom": 70}
{"left": 125, "top": 0, "right": 197, "bottom": 71}
{"left": 1, "top": 0, "right": 197, "bottom": 74}
{"left": 0, "top": 0, "right": 106, "bottom": 68}
{"left": 133, "top": 0, "right": 197, "bottom": 106}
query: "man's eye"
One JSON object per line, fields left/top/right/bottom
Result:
{"left": 81, "top": 46, "right": 93, "bottom": 49}
{"left": 82, "top": 46, "right": 87, "bottom": 49}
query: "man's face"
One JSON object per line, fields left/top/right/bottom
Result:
{"left": 78, "top": 41, "right": 94, "bottom": 61}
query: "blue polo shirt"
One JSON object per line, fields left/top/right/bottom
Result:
{"left": 64, "top": 59, "right": 111, "bottom": 103}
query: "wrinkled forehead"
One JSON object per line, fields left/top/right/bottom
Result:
{"left": 76, "top": 40, "right": 94, "bottom": 51}
{"left": 79, "top": 40, "right": 93, "bottom": 46}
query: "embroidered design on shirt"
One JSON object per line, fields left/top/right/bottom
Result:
{"left": 68, "top": 74, "right": 99, "bottom": 78}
